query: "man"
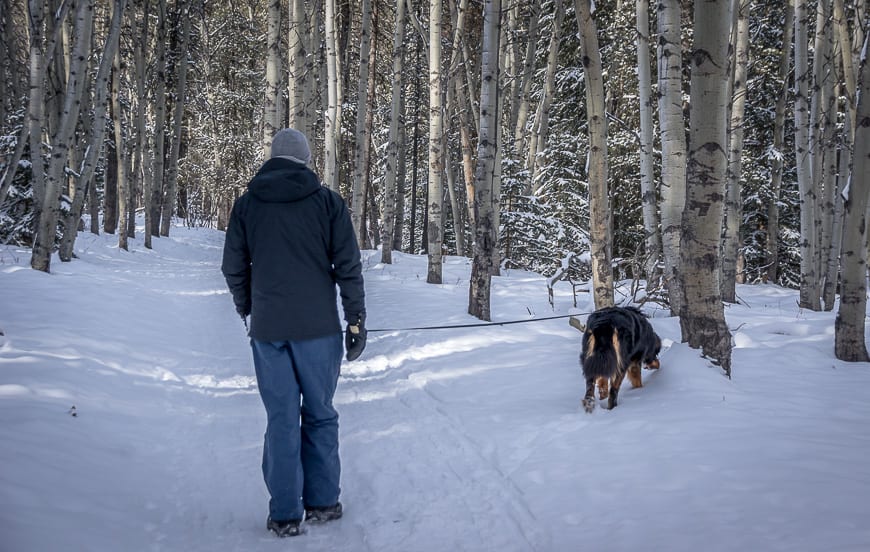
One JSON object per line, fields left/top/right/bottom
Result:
{"left": 221, "top": 128, "right": 366, "bottom": 538}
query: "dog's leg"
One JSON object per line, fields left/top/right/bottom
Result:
{"left": 583, "top": 377, "right": 597, "bottom": 413}
{"left": 607, "top": 369, "right": 629, "bottom": 410}
{"left": 596, "top": 376, "right": 609, "bottom": 399}
{"left": 627, "top": 361, "right": 643, "bottom": 388}
{"left": 644, "top": 357, "right": 660, "bottom": 370}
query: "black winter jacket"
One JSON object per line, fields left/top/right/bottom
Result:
{"left": 221, "top": 157, "right": 365, "bottom": 342}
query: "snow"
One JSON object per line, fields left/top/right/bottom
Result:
{"left": 2, "top": 223, "right": 869, "bottom": 552}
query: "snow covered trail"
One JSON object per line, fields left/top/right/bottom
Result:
{"left": 2, "top": 225, "right": 870, "bottom": 551}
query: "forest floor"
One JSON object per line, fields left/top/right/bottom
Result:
{"left": 1, "top": 222, "right": 869, "bottom": 551}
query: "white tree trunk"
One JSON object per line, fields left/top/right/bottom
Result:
{"left": 574, "top": 0, "right": 612, "bottom": 310}
{"left": 446, "top": 0, "right": 476, "bottom": 232}
{"left": 636, "top": 0, "right": 660, "bottom": 281}
{"left": 134, "top": 1, "right": 150, "bottom": 248}
{"left": 679, "top": 0, "right": 733, "bottom": 376}
{"left": 810, "top": 0, "right": 834, "bottom": 308}
{"left": 721, "top": 0, "right": 750, "bottom": 302}
{"left": 818, "top": 17, "right": 840, "bottom": 311}
{"left": 834, "top": 36, "right": 870, "bottom": 362}
{"left": 58, "top": 0, "right": 127, "bottom": 262}
{"left": 351, "top": 0, "right": 374, "bottom": 247}
{"left": 287, "top": 0, "right": 307, "bottom": 130}
{"left": 445, "top": 0, "right": 470, "bottom": 256}
{"left": 381, "top": 0, "right": 407, "bottom": 264}
{"left": 468, "top": 0, "right": 500, "bottom": 321}
{"left": 427, "top": 0, "right": 444, "bottom": 284}
{"left": 112, "top": 48, "right": 129, "bottom": 251}
{"left": 32, "top": 0, "right": 93, "bottom": 272}
{"left": 794, "top": 0, "right": 820, "bottom": 309}
{"left": 27, "top": 0, "right": 47, "bottom": 251}
{"left": 263, "top": 0, "right": 282, "bottom": 157}
{"left": 324, "top": 0, "right": 341, "bottom": 191}
{"left": 657, "top": 0, "right": 687, "bottom": 315}
{"left": 455, "top": 75, "right": 476, "bottom": 231}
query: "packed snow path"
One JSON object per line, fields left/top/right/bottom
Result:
{"left": 2, "top": 225, "right": 869, "bottom": 551}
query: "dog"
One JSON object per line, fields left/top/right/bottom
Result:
{"left": 580, "top": 306, "right": 661, "bottom": 413}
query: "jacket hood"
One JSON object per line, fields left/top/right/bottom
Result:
{"left": 247, "top": 157, "right": 322, "bottom": 203}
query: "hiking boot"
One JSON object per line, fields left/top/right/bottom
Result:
{"left": 304, "top": 502, "right": 343, "bottom": 523}
{"left": 267, "top": 516, "right": 303, "bottom": 537}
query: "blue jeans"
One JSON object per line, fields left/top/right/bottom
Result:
{"left": 251, "top": 333, "right": 343, "bottom": 521}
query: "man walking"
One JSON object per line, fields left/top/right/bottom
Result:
{"left": 221, "top": 128, "right": 366, "bottom": 537}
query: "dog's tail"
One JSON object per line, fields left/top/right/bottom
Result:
{"left": 581, "top": 324, "right": 623, "bottom": 380}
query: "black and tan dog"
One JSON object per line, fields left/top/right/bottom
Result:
{"left": 580, "top": 306, "right": 661, "bottom": 413}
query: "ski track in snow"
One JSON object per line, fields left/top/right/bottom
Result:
{"left": 2, "top": 224, "right": 870, "bottom": 551}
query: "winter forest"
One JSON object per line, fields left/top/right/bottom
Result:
{"left": 1, "top": 0, "right": 869, "bottom": 370}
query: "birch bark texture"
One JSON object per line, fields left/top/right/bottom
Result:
{"left": 380, "top": 0, "right": 407, "bottom": 265}
{"left": 574, "top": 0, "right": 612, "bottom": 309}
{"left": 656, "top": 0, "right": 687, "bottom": 315}
{"left": 834, "top": 36, "right": 870, "bottom": 362}
{"left": 59, "top": 0, "right": 126, "bottom": 261}
{"left": 721, "top": 0, "right": 750, "bottom": 302}
{"left": 27, "top": 0, "right": 47, "bottom": 251}
{"left": 351, "top": 0, "right": 374, "bottom": 248}
{"left": 468, "top": 0, "right": 500, "bottom": 321}
{"left": 263, "top": 0, "right": 282, "bottom": 157}
{"left": 112, "top": 47, "right": 129, "bottom": 251}
{"left": 287, "top": 0, "right": 308, "bottom": 131}
{"left": 32, "top": 0, "right": 94, "bottom": 272}
{"left": 427, "top": 0, "right": 444, "bottom": 284}
{"left": 323, "top": 0, "right": 341, "bottom": 192}
{"left": 679, "top": 0, "right": 733, "bottom": 375}
{"left": 794, "top": 0, "right": 820, "bottom": 310}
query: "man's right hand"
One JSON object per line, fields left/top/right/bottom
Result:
{"left": 345, "top": 315, "right": 367, "bottom": 361}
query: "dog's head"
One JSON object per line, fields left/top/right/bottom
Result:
{"left": 644, "top": 334, "right": 662, "bottom": 369}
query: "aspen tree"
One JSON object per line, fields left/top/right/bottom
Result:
{"left": 722, "top": 0, "right": 751, "bottom": 302}
{"left": 324, "top": 0, "right": 341, "bottom": 192}
{"left": 59, "top": 0, "right": 127, "bottom": 262}
{"left": 794, "top": 0, "right": 820, "bottom": 309}
{"left": 468, "top": 0, "right": 500, "bottom": 321}
{"left": 657, "top": 0, "right": 687, "bottom": 315}
{"left": 679, "top": 0, "right": 733, "bottom": 375}
{"left": 834, "top": 35, "right": 870, "bottom": 362}
{"left": 381, "top": 0, "right": 407, "bottom": 264}
{"left": 636, "top": 0, "right": 661, "bottom": 281}
{"left": 427, "top": 0, "right": 444, "bottom": 284}
{"left": 32, "top": 0, "right": 93, "bottom": 272}
{"left": 263, "top": 0, "right": 282, "bottom": 157}
{"left": 352, "top": 0, "right": 374, "bottom": 247}
{"left": 575, "top": 0, "right": 613, "bottom": 309}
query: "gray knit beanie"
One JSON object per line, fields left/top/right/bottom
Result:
{"left": 270, "top": 128, "right": 312, "bottom": 165}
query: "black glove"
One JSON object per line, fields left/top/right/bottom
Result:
{"left": 235, "top": 303, "right": 250, "bottom": 332}
{"left": 235, "top": 297, "right": 251, "bottom": 318}
{"left": 345, "top": 313, "right": 367, "bottom": 361}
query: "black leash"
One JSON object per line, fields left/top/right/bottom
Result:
{"left": 367, "top": 312, "right": 591, "bottom": 333}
